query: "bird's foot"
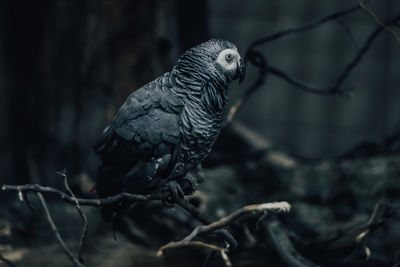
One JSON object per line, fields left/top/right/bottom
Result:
{"left": 178, "top": 173, "right": 200, "bottom": 195}
{"left": 161, "top": 181, "right": 184, "bottom": 207}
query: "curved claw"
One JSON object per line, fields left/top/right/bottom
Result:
{"left": 161, "top": 181, "right": 184, "bottom": 207}
{"left": 179, "top": 174, "right": 198, "bottom": 194}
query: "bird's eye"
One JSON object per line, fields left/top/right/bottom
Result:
{"left": 225, "top": 54, "right": 232, "bottom": 61}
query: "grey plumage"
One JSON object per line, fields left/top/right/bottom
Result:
{"left": 94, "top": 39, "right": 245, "bottom": 216}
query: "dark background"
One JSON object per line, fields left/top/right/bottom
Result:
{"left": 0, "top": 0, "right": 399, "bottom": 185}
{"left": 1, "top": 0, "right": 400, "bottom": 266}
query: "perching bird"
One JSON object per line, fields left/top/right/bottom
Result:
{"left": 94, "top": 39, "right": 245, "bottom": 218}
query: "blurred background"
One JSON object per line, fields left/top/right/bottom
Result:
{"left": 1, "top": 0, "right": 400, "bottom": 266}
{"left": 1, "top": 0, "right": 399, "bottom": 186}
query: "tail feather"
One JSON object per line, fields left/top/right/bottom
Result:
{"left": 96, "top": 164, "right": 125, "bottom": 221}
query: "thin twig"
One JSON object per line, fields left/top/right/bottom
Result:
{"left": 332, "top": 14, "right": 400, "bottom": 90}
{"left": 227, "top": 2, "right": 370, "bottom": 124}
{"left": 177, "top": 198, "right": 237, "bottom": 247}
{"left": 267, "top": 66, "right": 348, "bottom": 96}
{"left": 158, "top": 241, "right": 232, "bottom": 267}
{"left": 158, "top": 201, "right": 290, "bottom": 255}
{"left": 36, "top": 192, "right": 85, "bottom": 267}
{"left": 245, "top": 1, "right": 369, "bottom": 56}
{"left": 2, "top": 184, "right": 160, "bottom": 206}
{"left": 177, "top": 198, "right": 209, "bottom": 224}
{"left": 158, "top": 240, "right": 226, "bottom": 255}
{"left": 266, "top": 220, "right": 321, "bottom": 267}
{"left": 58, "top": 170, "right": 88, "bottom": 265}
{"left": 0, "top": 253, "right": 17, "bottom": 267}
{"left": 22, "top": 191, "right": 37, "bottom": 211}
{"left": 228, "top": 12, "right": 400, "bottom": 124}
{"left": 334, "top": 19, "right": 360, "bottom": 50}
{"left": 321, "top": 202, "right": 392, "bottom": 250}
{"left": 360, "top": 2, "right": 400, "bottom": 45}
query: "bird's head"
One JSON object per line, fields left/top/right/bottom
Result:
{"left": 175, "top": 39, "right": 246, "bottom": 86}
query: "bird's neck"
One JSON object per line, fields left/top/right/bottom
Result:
{"left": 169, "top": 68, "right": 228, "bottom": 116}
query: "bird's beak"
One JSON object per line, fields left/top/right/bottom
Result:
{"left": 235, "top": 58, "right": 246, "bottom": 84}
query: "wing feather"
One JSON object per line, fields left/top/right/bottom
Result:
{"left": 94, "top": 74, "right": 183, "bottom": 196}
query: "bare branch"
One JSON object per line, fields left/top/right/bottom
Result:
{"left": 360, "top": 2, "right": 400, "bottom": 45}
{"left": 158, "top": 202, "right": 290, "bottom": 255}
{"left": 177, "top": 198, "right": 237, "bottom": 247}
{"left": 58, "top": 170, "right": 88, "bottom": 264}
{"left": 0, "top": 253, "right": 17, "bottom": 267}
{"left": 227, "top": 6, "right": 400, "bottom": 124}
{"left": 267, "top": 66, "right": 350, "bottom": 96}
{"left": 227, "top": 2, "right": 371, "bottom": 124}
{"left": 266, "top": 220, "right": 321, "bottom": 267}
{"left": 332, "top": 14, "right": 400, "bottom": 90}
{"left": 36, "top": 192, "right": 85, "bottom": 267}
{"left": 334, "top": 19, "right": 360, "bottom": 50}
{"left": 158, "top": 241, "right": 232, "bottom": 267}
{"left": 245, "top": 1, "right": 369, "bottom": 57}
{"left": 1, "top": 184, "right": 160, "bottom": 206}
{"left": 2, "top": 182, "right": 161, "bottom": 266}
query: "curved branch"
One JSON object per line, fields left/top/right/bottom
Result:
{"left": 360, "top": 2, "right": 400, "bottom": 45}
{"left": 158, "top": 201, "right": 290, "bottom": 255}
{"left": 267, "top": 66, "right": 346, "bottom": 96}
{"left": 245, "top": 1, "right": 369, "bottom": 56}
{"left": 266, "top": 220, "right": 321, "bottom": 267}
{"left": 36, "top": 192, "right": 85, "bottom": 267}
{"left": 0, "top": 253, "right": 17, "bottom": 267}
{"left": 1, "top": 184, "right": 160, "bottom": 206}
{"left": 59, "top": 171, "right": 88, "bottom": 264}
{"left": 228, "top": 12, "right": 400, "bottom": 124}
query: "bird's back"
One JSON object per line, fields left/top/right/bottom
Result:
{"left": 94, "top": 72, "right": 184, "bottom": 198}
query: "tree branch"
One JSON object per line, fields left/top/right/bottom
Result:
{"left": 0, "top": 253, "right": 17, "bottom": 267}
{"left": 158, "top": 202, "right": 290, "bottom": 254}
{"left": 245, "top": 1, "right": 369, "bottom": 57}
{"left": 333, "top": 13, "right": 400, "bottom": 90}
{"left": 59, "top": 170, "right": 88, "bottom": 264}
{"left": 1, "top": 184, "right": 160, "bottom": 206}
{"left": 177, "top": 198, "right": 237, "bottom": 247}
{"left": 1, "top": 181, "right": 161, "bottom": 266}
{"left": 227, "top": 4, "right": 400, "bottom": 124}
{"left": 360, "top": 2, "right": 400, "bottom": 45}
{"left": 36, "top": 192, "right": 85, "bottom": 267}
{"left": 266, "top": 220, "right": 321, "bottom": 267}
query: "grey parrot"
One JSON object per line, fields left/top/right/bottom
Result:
{"left": 94, "top": 39, "right": 245, "bottom": 218}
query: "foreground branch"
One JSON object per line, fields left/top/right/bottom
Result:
{"left": 177, "top": 198, "right": 237, "bottom": 247}
{"left": 1, "top": 184, "right": 160, "bottom": 206}
{"left": 158, "top": 201, "right": 291, "bottom": 260}
{"left": 266, "top": 220, "right": 321, "bottom": 267}
{"left": 2, "top": 181, "right": 161, "bottom": 267}
{"left": 36, "top": 192, "right": 85, "bottom": 267}
{"left": 0, "top": 253, "right": 17, "bottom": 267}
{"left": 159, "top": 202, "right": 290, "bottom": 266}
{"left": 59, "top": 171, "right": 88, "bottom": 264}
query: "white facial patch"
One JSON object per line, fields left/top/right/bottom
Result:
{"left": 216, "top": 48, "right": 240, "bottom": 71}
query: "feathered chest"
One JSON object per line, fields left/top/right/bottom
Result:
{"left": 178, "top": 93, "right": 226, "bottom": 166}
{"left": 168, "top": 70, "right": 228, "bottom": 169}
